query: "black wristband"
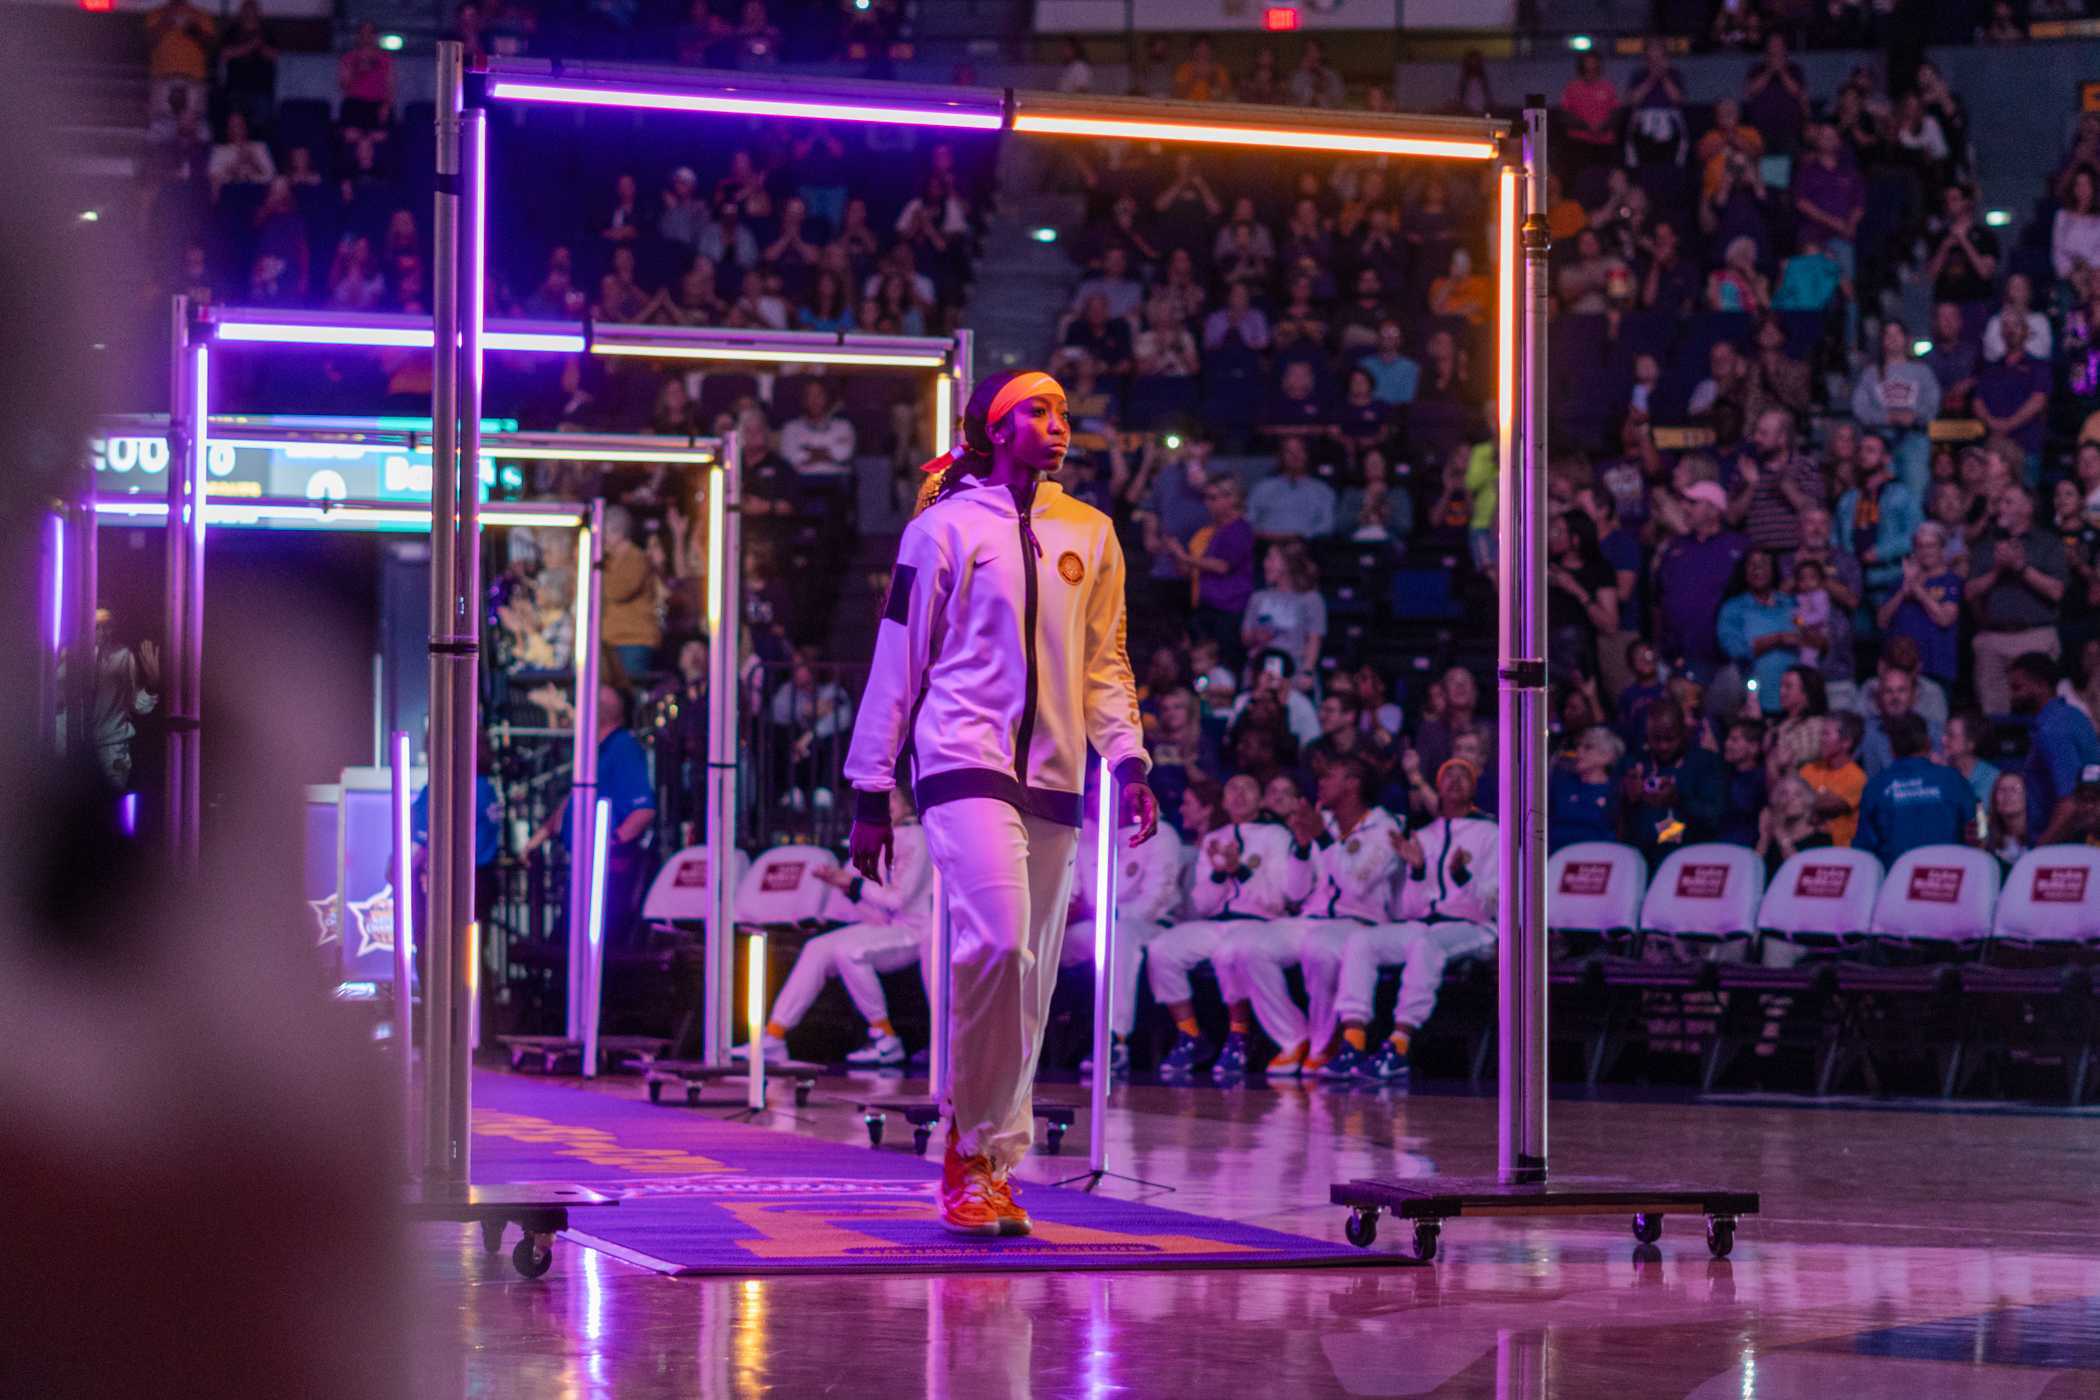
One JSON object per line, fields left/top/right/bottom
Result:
{"left": 852, "top": 788, "right": 892, "bottom": 825}
{"left": 1113, "top": 756, "right": 1149, "bottom": 789}
{"left": 848, "top": 876, "right": 865, "bottom": 902}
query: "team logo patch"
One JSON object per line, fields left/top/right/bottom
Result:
{"left": 1125, "top": 861, "right": 1140, "bottom": 879}
{"left": 1247, "top": 854, "right": 1262, "bottom": 869}
{"left": 1057, "top": 550, "right": 1085, "bottom": 584}
{"left": 1345, "top": 838, "right": 1361, "bottom": 855}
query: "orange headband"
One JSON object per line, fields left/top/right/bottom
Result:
{"left": 985, "top": 371, "right": 1066, "bottom": 428}
{"left": 1436, "top": 757, "right": 1480, "bottom": 789}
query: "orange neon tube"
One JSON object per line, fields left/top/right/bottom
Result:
{"left": 1011, "top": 112, "right": 1497, "bottom": 161}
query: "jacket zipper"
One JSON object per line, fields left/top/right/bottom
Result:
{"left": 1012, "top": 503, "right": 1043, "bottom": 788}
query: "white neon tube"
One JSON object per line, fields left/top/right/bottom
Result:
{"left": 583, "top": 795, "right": 610, "bottom": 1078}
{"left": 746, "top": 930, "right": 767, "bottom": 1111}
{"left": 390, "top": 728, "right": 417, "bottom": 1172}
{"left": 484, "top": 78, "right": 1005, "bottom": 131}
{"left": 704, "top": 466, "right": 725, "bottom": 636}
{"left": 591, "top": 342, "right": 946, "bottom": 368}
{"left": 46, "top": 513, "right": 63, "bottom": 654}
{"left": 933, "top": 373, "right": 955, "bottom": 458}
{"left": 1498, "top": 165, "right": 1518, "bottom": 447}
{"left": 91, "top": 499, "right": 587, "bottom": 529}
{"left": 1090, "top": 757, "right": 1115, "bottom": 1175}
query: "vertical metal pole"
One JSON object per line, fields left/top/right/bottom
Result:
{"left": 569, "top": 503, "right": 605, "bottom": 1063}
{"left": 704, "top": 432, "right": 743, "bottom": 1064}
{"left": 71, "top": 496, "right": 99, "bottom": 763}
{"left": 424, "top": 40, "right": 463, "bottom": 1184}
{"left": 447, "top": 96, "right": 488, "bottom": 1176}
{"left": 162, "top": 298, "right": 187, "bottom": 858}
{"left": 38, "top": 512, "right": 63, "bottom": 749}
{"left": 182, "top": 344, "right": 206, "bottom": 865}
{"left": 1088, "top": 756, "right": 1118, "bottom": 1177}
{"left": 928, "top": 334, "right": 967, "bottom": 1107}
{"left": 390, "top": 730, "right": 417, "bottom": 1176}
{"left": 1496, "top": 106, "right": 1551, "bottom": 1187}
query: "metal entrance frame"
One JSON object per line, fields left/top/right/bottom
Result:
{"left": 431, "top": 52, "right": 1754, "bottom": 1244}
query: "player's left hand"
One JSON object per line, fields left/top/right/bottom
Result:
{"left": 1121, "top": 781, "right": 1159, "bottom": 847}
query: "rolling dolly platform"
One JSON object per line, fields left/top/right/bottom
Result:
{"left": 404, "top": 1181, "right": 618, "bottom": 1278}
{"left": 498, "top": 1034, "right": 669, "bottom": 1075}
{"left": 855, "top": 1095, "right": 1076, "bottom": 1156}
{"left": 646, "top": 1058, "right": 823, "bottom": 1108}
{"left": 1330, "top": 1177, "right": 1760, "bottom": 1262}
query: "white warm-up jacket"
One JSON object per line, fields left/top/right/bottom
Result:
{"left": 1186, "top": 820, "right": 1297, "bottom": 920}
{"left": 1390, "top": 814, "right": 1499, "bottom": 924}
{"left": 845, "top": 477, "right": 1149, "bottom": 828}
{"left": 1075, "top": 817, "right": 1186, "bottom": 926}
{"left": 1284, "top": 806, "right": 1405, "bottom": 923}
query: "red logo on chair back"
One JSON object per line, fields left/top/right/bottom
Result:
{"left": 1793, "top": 864, "right": 1851, "bottom": 899}
{"left": 1906, "top": 866, "right": 1964, "bottom": 903}
{"left": 760, "top": 861, "right": 807, "bottom": 893}
{"left": 672, "top": 857, "right": 710, "bottom": 888}
{"left": 1558, "top": 861, "right": 1612, "bottom": 896}
{"left": 2031, "top": 866, "right": 2090, "bottom": 903}
{"left": 1674, "top": 864, "right": 1730, "bottom": 899}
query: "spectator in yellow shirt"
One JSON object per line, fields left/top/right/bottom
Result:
{"left": 1799, "top": 711, "right": 1868, "bottom": 847}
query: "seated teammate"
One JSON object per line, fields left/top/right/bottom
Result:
{"left": 1147, "top": 774, "right": 1297, "bottom": 1078}
{"left": 1322, "top": 756, "right": 1497, "bottom": 1081}
{"left": 1215, "top": 755, "right": 1401, "bottom": 1077}
{"left": 1067, "top": 791, "right": 1187, "bottom": 1076}
{"left": 743, "top": 787, "right": 931, "bottom": 1065}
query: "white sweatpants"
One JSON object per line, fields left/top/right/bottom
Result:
{"left": 1215, "top": 917, "right": 1363, "bottom": 1052}
{"left": 921, "top": 798, "right": 1078, "bottom": 1171}
{"left": 1145, "top": 918, "right": 1244, "bottom": 1008}
{"left": 1064, "top": 917, "right": 1168, "bottom": 1038}
{"left": 767, "top": 921, "right": 926, "bottom": 1030}
{"left": 1331, "top": 920, "right": 1495, "bottom": 1032}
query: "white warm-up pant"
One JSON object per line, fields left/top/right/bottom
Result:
{"left": 1064, "top": 917, "right": 1167, "bottom": 1038}
{"left": 921, "top": 798, "right": 1078, "bottom": 1171}
{"left": 1330, "top": 920, "right": 1495, "bottom": 1033}
{"left": 767, "top": 921, "right": 927, "bottom": 1030}
{"left": 1145, "top": 917, "right": 1249, "bottom": 1008}
{"left": 1215, "top": 917, "right": 1364, "bottom": 1053}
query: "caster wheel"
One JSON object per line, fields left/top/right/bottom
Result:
{"left": 1411, "top": 1221, "right": 1441, "bottom": 1263}
{"left": 1632, "top": 1212, "right": 1663, "bottom": 1245}
{"left": 864, "top": 1113, "right": 885, "bottom": 1147}
{"left": 1705, "top": 1216, "right": 1735, "bottom": 1259}
{"left": 509, "top": 1050, "right": 525, "bottom": 1072}
{"left": 511, "top": 1234, "right": 554, "bottom": 1279}
{"left": 1046, "top": 1126, "right": 1065, "bottom": 1156}
{"left": 479, "top": 1218, "right": 505, "bottom": 1254}
{"left": 795, "top": 1083, "right": 812, "bottom": 1108}
{"left": 648, "top": 1079, "right": 664, "bottom": 1104}
{"left": 1343, "top": 1207, "right": 1379, "bottom": 1249}
{"left": 912, "top": 1126, "right": 932, "bottom": 1156}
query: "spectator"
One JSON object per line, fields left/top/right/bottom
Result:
{"left": 327, "top": 234, "right": 385, "bottom": 311}
{"left": 599, "top": 505, "right": 662, "bottom": 685}
{"left": 1980, "top": 770, "right": 2033, "bottom": 868}
{"left": 1451, "top": 49, "right": 1493, "bottom": 117}
{"left": 1922, "top": 301, "right": 1980, "bottom": 416}
{"left": 1968, "top": 486, "right": 2067, "bottom": 714}
{"left": 1057, "top": 36, "right": 1093, "bottom": 94}
{"left": 1337, "top": 448, "right": 1410, "bottom": 541}
{"left": 1547, "top": 508, "right": 1621, "bottom": 681}
{"left": 1770, "top": 233, "right": 1843, "bottom": 315}
{"left": 1690, "top": 340, "right": 1750, "bottom": 423}
{"left": 1854, "top": 320, "right": 1942, "bottom": 487}
{"left": 1622, "top": 37, "right": 1689, "bottom": 169}
{"left": 2009, "top": 651, "right": 2100, "bottom": 836}
{"left": 1559, "top": 228, "right": 1625, "bottom": 315}
{"left": 1287, "top": 40, "right": 1344, "bottom": 110}
{"left": 1757, "top": 776, "right": 1832, "bottom": 877}
{"left": 1621, "top": 700, "right": 1726, "bottom": 868}
{"left": 595, "top": 246, "right": 649, "bottom": 323}
{"left": 207, "top": 111, "right": 274, "bottom": 200}
{"left": 1549, "top": 726, "right": 1625, "bottom": 852}
{"left": 216, "top": 0, "right": 277, "bottom": 132}
{"left": 1801, "top": 711, "right": 1868, "bottom": 847}
{"left": 1878, "top": 523, "right": 1964, "bottom": 688}
{"left": 1766, "top": 663, "right": 1830, "bottom": 782}
{"left": 1892, "top": 91, "right": 1952, "bottom": 187}
{"left": 1428, "top": 249, "right": 1493, "bottom": 326}
{"left": 147, "top": 0, "right": 216, "bottom": 130}
{"left": 1859, "top": 663, "right": 1943, "bottom": 778}
{"left": 1240, "top": 46, "right": 1285, "bottom": 106}
{"left": 1134, "top": 298, "right": 1199, "bottom": 378}
{"left": 1413, "top": 666, "right": 1488, "bottom": 783}
{"left": 1355, "top": 320, "right": 1419, "bottom": 408}
{"left": 1925, "top": 185, "right": 1999, "bottom": 304}
{"left": 1171, "top": 476, "right": 1256, "bottom": 664}
{"left": 1242, "top": 541, "right": 1327, "bottom": 690}
{"left": 1248, "top": 436, "right": 1336, "bottom": 541}
{"left": 1706, "top": 236, "right": 1770, "bottom": 314}
{"left": 1719, "top": 549, "right": 1802, "bottom": 716}
{"left": 700, "top": 200, "right": 760, "bottom": 278}
{"left": 1744, "top": 316, "right": 1812, "bottom": 424}
{"left": 795, "top": 269, "right": 855, "bottom": 333}
{"left": 1062, "top": 294, "right": 1134, "bottom": 378}
{"left": 1944, "top": 708, "right": 2002, "bottom": 808}
{"left": 1836, "top": 431, "right": 1921, "bottom": 601}
{"left": 1416, "top": 329, "right": 1476, "bottom": 406}
{"left": 1637, "top": 219, "right": 1699, "bottom": 316}
{"left": 1719, "top": 718, "right": 1769, "bottom": 846}
{"left": 1655, "top": 480, "right": 1751, "bottom": 681}
{"left": 1558, "top": 52, "right": 1621, "bottom": 179}
{"left": 778, "top": 380, "right": 856, "bottom": 481}
{"left": 1697, "top": 97, "right": 1766, "bottom": 202}
{"left": 599, "top": 174, "right": 645, "bottom": 255}
{"left": 1730, "top": 406, "right": 1821, "bottom": 553}
{"left": 1743, "top": 33, "right": 1810, "bottom": 155}
{"left": 2055, "top": 168, "right": 2100, "bottom": 282}
{"left": 1983, "top": 273, "right": 2053, "bottom": 363}
{"left": 338, "top": 21, "right": 395, "bottom": 147}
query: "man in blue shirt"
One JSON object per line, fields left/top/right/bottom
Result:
{"left": 2009, "top": 652, "right": 2100, "bottom": 837}
{"left": 1855, "top": 713, "right": 1975, "bottom": 862}
{"left": 412, "top": 736, "right": 504, "bottom": 926}
{"left": 528, "top": 683, "right": 660, "bottom": 949}
{"left": 1356, "top": 320, "right": 1420, "bottom": 407}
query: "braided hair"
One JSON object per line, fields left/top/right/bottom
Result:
{"left": 918, "top": 369, "right": 1036, "bottom": 515}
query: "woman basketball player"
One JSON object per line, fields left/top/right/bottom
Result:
{"left": 842, "top": 369, "right": 1157, "bottom": 1235}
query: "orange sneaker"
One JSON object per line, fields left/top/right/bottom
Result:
{"left": 987, "top": 1172, "right": 1033, "bottom": 1236}
{"left": 939, "top": 1134, "right": 1003, "bottom": 1236}
{"left": 1267, "top": 1040, "right": 1311, "bottom": 1077}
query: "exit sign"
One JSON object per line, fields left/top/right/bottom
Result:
{"left": 1262, "top": 6, "right": 1301, "bottom": 29}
